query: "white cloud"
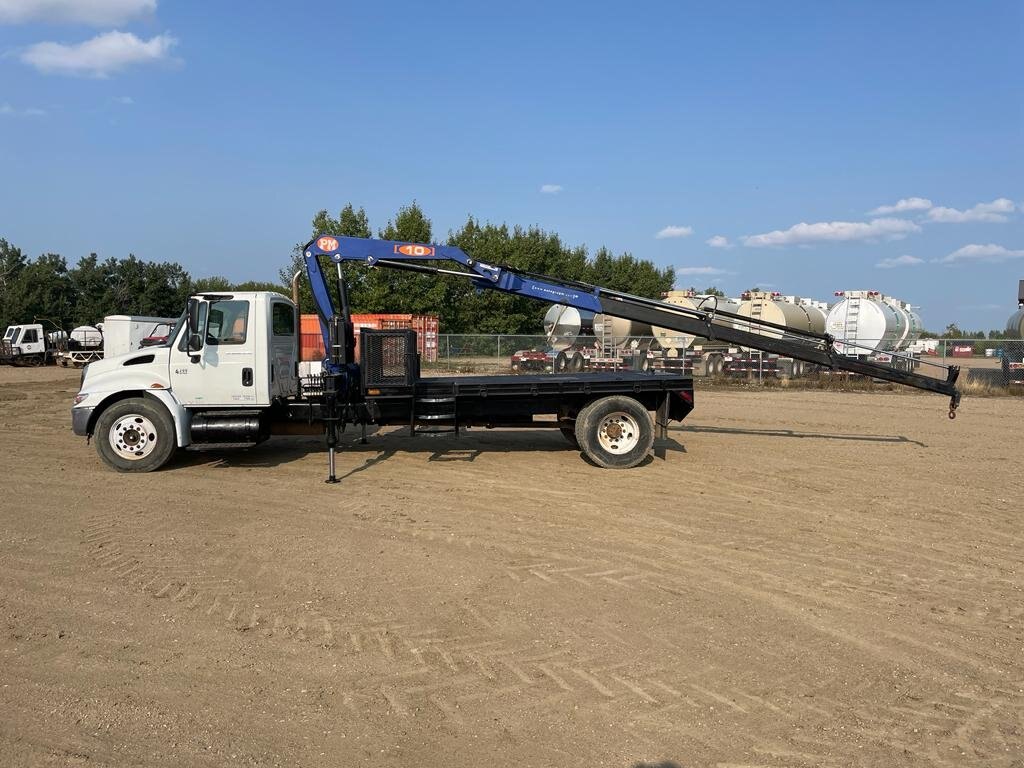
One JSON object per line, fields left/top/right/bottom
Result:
{"left": 20, "top": 30, "right": 177, "bottom": 77}
{"left": 655, "top": 225, "right": 693, "bottom": 239}
{"left": 926, "top": 198, "right": 1015, "bottom": 223}
{"left": 705, "top": 235, "right": 730, "bottom": 248}
{"left": 113, "top": 94, "right": 133, "bottom": 104}
{"left": 0, "top": 102, "right": 45, "bottom": 116}
{"left": 876, "top": 254, "right": 924, "bottom": 269}
{"left": 676, "top": 266, "right": 730, "bottom": 276}
{"left": 937, "top": 243, "right": 1024, "bottom": 264}
{"left": 868, "top": 197, "right": 933, "bottom": 216}
{"left": 539, "top": 184, "right": 563, "bottom": 194}
{"left": 0, "top": 0, "right": 155, "bottom": 25}
{"left": 742, "top": 217, "right": 920, "bottom": 247}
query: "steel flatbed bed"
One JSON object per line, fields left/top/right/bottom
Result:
{"left": 286, "top": 368, "right": 694, "bottom": 433}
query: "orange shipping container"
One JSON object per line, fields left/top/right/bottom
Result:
{"left": 299, "top": 314, "right": 438, "bottom": 363}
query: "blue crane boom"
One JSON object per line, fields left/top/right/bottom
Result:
{"left": 302, "top": 235, "right": 961, "bottom": 416}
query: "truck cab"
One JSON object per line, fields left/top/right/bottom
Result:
{"left": 72, "top": 292, "right": 298, "bottom": 471}
{"left": 1, "top": 323, "right": 50, "bottom": 365}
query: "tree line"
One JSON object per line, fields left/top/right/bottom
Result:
{"left": 1, "top": 201, "right": 676, "bottom": 334}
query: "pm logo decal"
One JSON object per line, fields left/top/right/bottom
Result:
{"left": 316, "top": 237, "right": 339, "bottom": 251}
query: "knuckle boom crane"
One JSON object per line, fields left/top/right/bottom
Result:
{"left": 304, "top": 235, "right": 961, "bottom": 410}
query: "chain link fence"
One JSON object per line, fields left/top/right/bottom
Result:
{"left": 420, "top": 334, "right": 1024, "bottom": 388}
{"left": 924, "top": 338, "right": 1024, "bottom": 387}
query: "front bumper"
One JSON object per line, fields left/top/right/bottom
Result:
{"left": 71, "top": 406, "right": 94, "bottom": 436}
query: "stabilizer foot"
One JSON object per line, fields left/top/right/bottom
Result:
{"left": 325, "top": 446, "right": 339, "bottom": 484}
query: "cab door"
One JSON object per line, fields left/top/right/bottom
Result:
{"left": 18, "top": 325, "right": 44, "bottom": 356}
{"left": 170, "top": 298, "right": 262, "bottom": 407}
{"left": 269, "top": 300, "right": 298, "bottom": 399}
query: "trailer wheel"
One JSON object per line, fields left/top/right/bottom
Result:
{"left": 95, "top": 397, "right": 176, "bottom": 473}
{"left": 554, "top": 351, "right": 569, "bottom": 373}
{"left": 570, "top": 352, "right": 584, "bottom": 372}
{"left": 574, "top": 396, "right": 654, "bottom": 469}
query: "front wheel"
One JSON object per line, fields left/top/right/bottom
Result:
{"left": 94, "top": 397, "right": 177, "bottom": 473}
{"left": 574, "top": 395, "right": 654, "bottom": 469}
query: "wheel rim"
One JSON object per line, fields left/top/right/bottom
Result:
{"left": 108, "top": 414, "right": 159, "bottom": 460}
{"left": 596, "top": 411, "right": 640, "bottom": 454}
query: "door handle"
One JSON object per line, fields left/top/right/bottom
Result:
{"left": 242, "top": 367, "right": 253, "bottom": 386}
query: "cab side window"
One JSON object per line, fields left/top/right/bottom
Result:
{"left": 207, "top": 300, "right": 250, "bottom": 345}
{"left": 22, "top": 328, "right": 38, "bottom": 344}
{"left": 272, "top": 303, "right": 295, "bottom": 337}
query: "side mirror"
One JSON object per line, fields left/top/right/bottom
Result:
{"left": 185, "top": 298, "right": 204, "bottom": 355}
{"left": 187, "top": 298, "right": 200, "bottom": 335}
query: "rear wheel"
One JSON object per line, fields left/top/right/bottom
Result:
{"left": 554, "top": 351, "right": 569, "bottom": 373}
{"left": 569, "top": 352, "right": 584, "bottom": 372}
{"left": 95, "top": 397, "right": 176, "bottom": 473}
{"left": 574, "top": 396, "right": 654, "bottom": 469}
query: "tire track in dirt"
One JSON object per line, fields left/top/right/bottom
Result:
{"left": 77, "top": 503, "right": 850, "bottom": 756}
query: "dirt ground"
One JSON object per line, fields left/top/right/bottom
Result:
{"left": 1, "top": 366, "right": 1021, "bottom": 768}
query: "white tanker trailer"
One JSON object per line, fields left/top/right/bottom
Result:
{"left": 1006, "top": 280, "right": 1024, "bottom": 338}
{"left": 883, "top": 298, "right": 923, "bottom": 350}
{"left": 825, "top": 290, "right": 905, "bottom": 357}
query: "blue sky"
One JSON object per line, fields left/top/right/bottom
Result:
{"left": 1, "top": 0, "right": 1022, "bottom": 331}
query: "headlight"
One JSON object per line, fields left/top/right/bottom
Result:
{"left": 73, "top": 393, "right": 89, "bottom": 405}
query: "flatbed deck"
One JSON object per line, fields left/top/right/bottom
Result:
{"left": 414, "top": 371, "right": 692, "bottom": 397}
{"left": 287, "top": 370, "right": 695, "bottom": 430}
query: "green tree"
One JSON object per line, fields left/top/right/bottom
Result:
{"left": 0, "top": 238, "right": 29, "bottom": 329}
{"left": 193, "top": 276, "right": 233, "bottom": 292}
{"left": 234, "top": 280, "right": 289, "bottom": 294}
{"left": 6, "top": 253, "right": 77, "bottom": 328}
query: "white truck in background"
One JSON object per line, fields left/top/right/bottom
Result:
{"left": 1, "top": 323, "right": 55, "bottom": 365}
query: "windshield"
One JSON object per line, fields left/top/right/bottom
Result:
{"left": 160, "top": 312, "right": 186, "bottom": 348}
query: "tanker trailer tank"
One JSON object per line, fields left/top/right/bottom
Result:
{"left": 779, "top": 296, "right": 827, "bottom": 335}
{"left": 1008, "top": 309, "right": 1024, "bottom": 338}
{"left": 543, "top": 304, "right": 595, "bottom": 351}
{"left": 649, "top": 291, "right": 700, "bottom": 351}
{"left": 883, "top": 298, "right": 923, "bottom": 350}
{"left": 825, "top": 290, "right": 902, "bottom": 356}
{"left": 735, "top": 291, "right": 818, "bottom": 339}
{"left": 593, "top": 314, "right": 653, "bottom": 348}
{"left": 1006, "top": 279, "right": 1024, "bottom": 338}
{"left": 692, "top": 294, "right": 742, "bottom": 329}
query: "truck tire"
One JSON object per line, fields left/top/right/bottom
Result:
{"left": 554, "top": 351, "right": 569, "bottom": 373}
{"left": 570, "top": 352, "right": 584, "bottom": 372}
{"left": 574, "top": 395, "right": 654, "bottom": 469}
{"left": 95, "top": 397, "right": 176, "bottom": 473}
